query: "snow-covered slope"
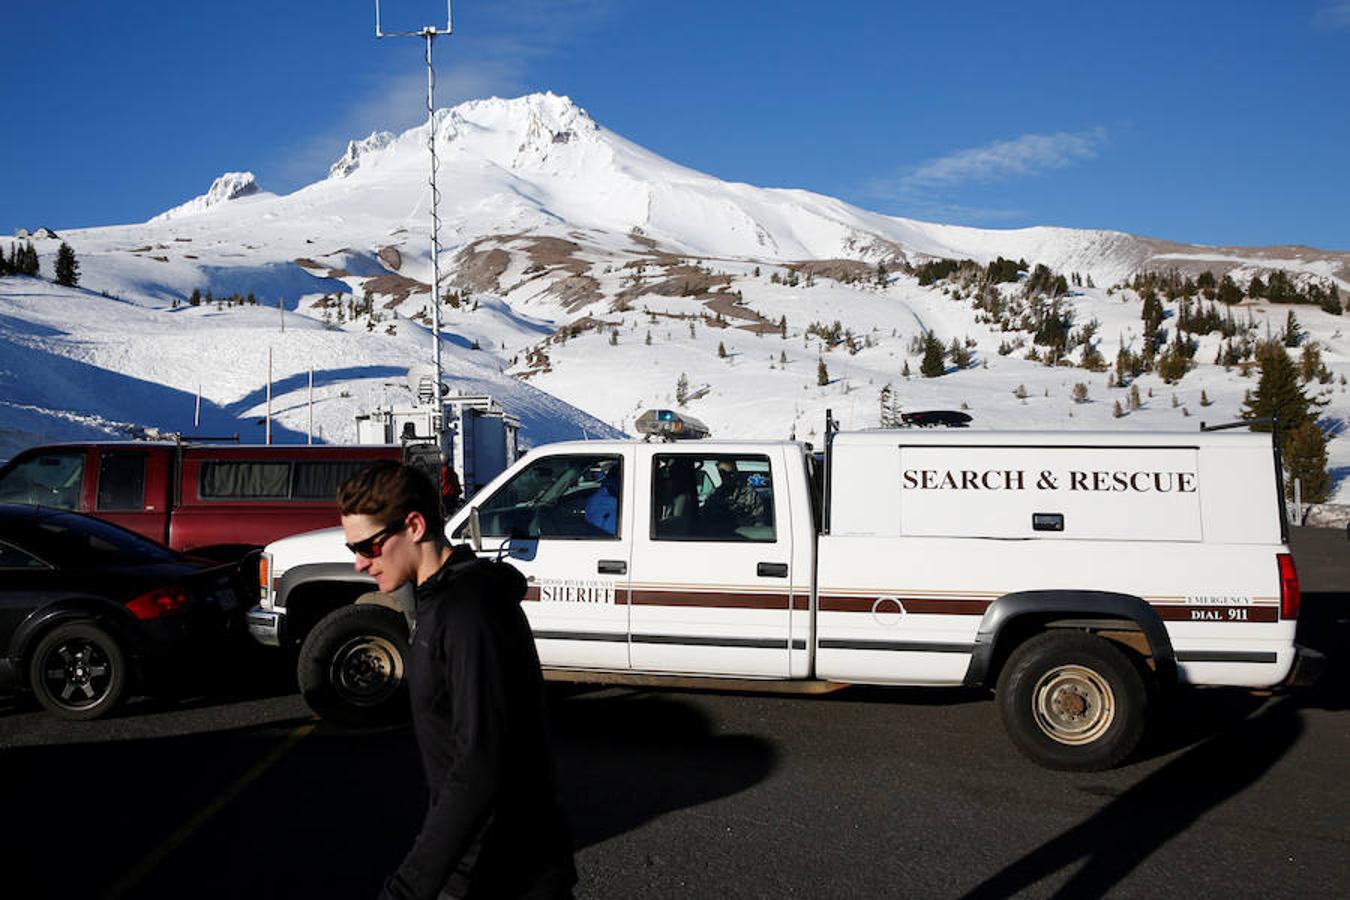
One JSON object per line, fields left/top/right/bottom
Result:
{"left": 2, "top": 92, "right": 1346, "bottom": 502}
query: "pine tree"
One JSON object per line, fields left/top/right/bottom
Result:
{"left": 879, "top": 383, "right": 895, "bottom": 426}
{"left": 1283, "top": 310, "right": 1301, "bottom": 348}
{"left": 1128, "top": 383, "right": 1142, "bottom": 410}
{"left": 675, "top": 373, "right": 689, "bottom": 406}
{"left": 1243, "top": 343, "right": 1314, "bottom": 434}
{"left": 1284, "top": 422, "right": 1330, "bottom": 503}
{"left": 1113, "top": 400, "right": 1125, "bottom": 418}
{"left": 920, "top": 332, "right": 945, "bottom": 378}
{"left": 1072, "top": 383, "right": 1089, "bottom": 403}
{"left": 1299, "top": 344, "right": 1323, "bottom": 383}
{"left": 54, "top": 242, "right": 79, "bottom": 287}
{"left": 817, "top": 359, "right": 829, "bottom": 386}
{"left": 1217, "top": 275, "right": 1243, "bottom": 305}
{"left": 1200, "top": 389, "right": 1212, "bottom": 407}
{"left": 717, "top": 341, "right": 727, "bottom": 358}
{"left": 948, "top": 337, "right": 971, "bottom": 369}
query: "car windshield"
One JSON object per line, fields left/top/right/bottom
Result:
{"left": 13, "top": 512, "right": 179, "bottom": 568}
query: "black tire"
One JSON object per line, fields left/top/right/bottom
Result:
{"left": 996, "top": 631, "right": 1150, "bottom": 771}
{"left": 297, "top": 604, "right": 410, "bottom": 726}
{"left": 29, "top": 622, "right": 129, "bottom": 720}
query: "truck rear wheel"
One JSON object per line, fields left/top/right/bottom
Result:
{"left": 996, "top": 631, "right": 1149, "bottom": 771}
{"left": 297, "top": 604, "right": 410, "bottom": 726}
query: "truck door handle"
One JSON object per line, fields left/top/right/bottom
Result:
{"left": 597, "top": 560, "right": 627, "bottom": 575}
{"left": 757, "top": 562, "right": 789, "bottom": 578}
{"left": 1032, "top": 513, "right": 1064, "bottom": 532}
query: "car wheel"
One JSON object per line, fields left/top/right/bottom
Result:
{"left": 29, "top": 622, "right": 129, "bottom": 720}
{"left": 297, "top": 604, "right": 410, "bottom": 726}
{"left": 996, "top": 631, "right": 1150, "bottom": 771}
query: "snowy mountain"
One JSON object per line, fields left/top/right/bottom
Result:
{"left": 149, "top": 171, "right": 272, "bottom": 223}
{"left": 2, "top": 92, "right": 1346, "bottom": 503}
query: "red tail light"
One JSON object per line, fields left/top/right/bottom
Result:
{"left": 1277, "top": 553, "right": 1300, "bottom": 620}
{"left": 128, "top": 586, "right": 191, "bottom": 620}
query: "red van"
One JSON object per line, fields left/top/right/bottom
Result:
{"left": 0, "top": 442, "right": 401, "bottom": 562}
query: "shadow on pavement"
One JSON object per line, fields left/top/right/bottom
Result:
{"left": 1296, "top": 591, "right": 1350, "bottom": 711}
{"left": 3, "top": 689, "right": 774, "bottom": 900}
{"left": 548, "top": 689, "right": 778, "bottom": 851}
{"left": 959, "top": 695, "right": 1304, "bottom": 900}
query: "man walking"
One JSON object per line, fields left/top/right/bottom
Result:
{"left": 338, "top": 461, "right": 575, "bottom": 900}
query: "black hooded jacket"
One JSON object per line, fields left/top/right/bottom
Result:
{"left": 380, "top": 545, "right": 575, "bottom": 900}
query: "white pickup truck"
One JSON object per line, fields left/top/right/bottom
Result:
{"left": 249, "top": 413, "right": 1322, "bottom": 770}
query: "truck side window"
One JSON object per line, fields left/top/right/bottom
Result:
{"left": 200, "top": 461, "right": 291, "bottom": 499}
{"left": 0, "top": 452, "right": 85, "bottom": 509}
{"left": 476, "top": 455, "right": 622, "bottom": 540}
{"left": 96, "top": 453, "right": 146, "bottom": 511}
{"left": 292, "top": 461, "right": 373, "bottom": 500}
{"left": 652, "top": 454, "right": 775, "bottom": 542}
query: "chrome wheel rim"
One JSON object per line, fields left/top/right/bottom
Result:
{"left": 329, "top": 635, "right": 403, "bottom": 707}
{"left": 1032, "top": 664, "right": 1115, "bottom": 745}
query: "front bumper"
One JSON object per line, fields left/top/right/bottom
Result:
{"left": 1282, "top": 644, "right": 1326, "bottom": 689}
{"left": 246, "top": 606, "right": 284, "bottom": 647}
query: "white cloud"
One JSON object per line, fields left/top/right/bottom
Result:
{"left": 856, "top": 128, "right": 1108, "bottom": 222}
{"left": 898, "top": 128, "right": 1108, "bottom": 192}
{"left": 1313, "top": 1, "right": 1350, "bottom": 28}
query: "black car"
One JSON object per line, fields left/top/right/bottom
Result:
{"left": 0, "top": 504, "right": 246, "bottom": 719}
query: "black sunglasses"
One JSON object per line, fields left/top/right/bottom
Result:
{"left": 345, "top": 520, "right": 406, "bottom": 559}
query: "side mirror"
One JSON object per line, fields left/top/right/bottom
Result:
{"left": 507, "top": 536, "right": 538, "bottom": 562}
{"left": 468, "top": 507, "right": 483, "bottom": 553}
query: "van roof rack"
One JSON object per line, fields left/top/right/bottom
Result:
{"left": 1200, "top": 418, "right": 1272, "bottom": 432}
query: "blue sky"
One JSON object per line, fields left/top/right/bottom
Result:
{"left": 2, "top": 0, "right": 1347, "bottom": 249}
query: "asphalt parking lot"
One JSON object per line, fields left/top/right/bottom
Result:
{"left": 1, "top": 530, "right": 1346, "bottom": 899}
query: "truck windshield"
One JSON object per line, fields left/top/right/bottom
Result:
{"left": 0, "top": 451, "right": 85, "bottom": 509}
{"left": 474, "top": 454, "right": 622, "bottom": 539}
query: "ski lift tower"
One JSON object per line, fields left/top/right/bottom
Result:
{"left": 374, "top": 1, "right": 453, "bottom": 437}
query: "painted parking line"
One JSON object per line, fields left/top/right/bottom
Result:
{"left": 102, "top": 719, "right": 318, "bottom": 900}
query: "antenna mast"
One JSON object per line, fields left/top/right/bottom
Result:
{"left": 375, "top": 1, "right": 452, "bottom": 428}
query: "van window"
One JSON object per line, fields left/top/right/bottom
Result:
{"left": 292, "top": 461, "right": 373, "bottom": 500}
{"left": 652, "top": 454, "right": 775, "bottom": 542}
{"left": 97, "top": 453, "right": 146, "bottom": 511}
{"left": 200, "top": 461, "right": 291, "bottom": 499}
{"left": 0, "top": 451, "right": 85, "bottom": 509}
{"left": 476, "top": 455, "right": 622, "bottom": 539}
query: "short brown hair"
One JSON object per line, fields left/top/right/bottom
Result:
{"left": 337, "top": 461, "right": 443, "bottom": 535}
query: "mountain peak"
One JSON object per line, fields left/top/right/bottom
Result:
{"left": 150, "top": 171, "right": 265, "bottom": 222}
{"left": 327, "top": 92, "right": 600, "bottom": 181}
{"left": 329, "top": 132, "right": 396, "bottom": 179}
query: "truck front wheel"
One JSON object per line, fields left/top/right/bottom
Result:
{"left": 996, "top": 631, "right": 1149, "bottom": 771}
{"left": 297, "top": 605, "right": 410, "bottom": 726}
